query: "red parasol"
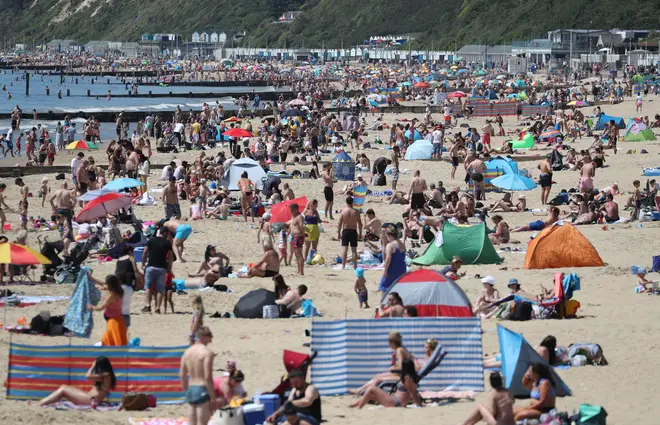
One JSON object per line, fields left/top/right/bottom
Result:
{"left": 269, "top": 196, "right": 308, "bottom": 223}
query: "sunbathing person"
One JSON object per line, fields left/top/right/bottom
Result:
{"left": 388, "top": 190, "right": 409, "bottom": 205}
{"left": 349, "top": 332, "right": 422, "bottom": 408}
{"left": 205, "top": 197, "right": 230, "bottom": 220}
{"left": 598, "top": 194, "right": 619, "bottom": 223}
{"left": 40, "top": 357, "right": 116, "bottom": 406}
{"left": 473, "top": 276, "right": 500, "bottom": 316}
{"left": 378, "top": 292, "right": 405, "bottom": 317}
{"left": 462, "top": 372, "right": 514, "bottom": 425}
{"left": 489, "top": 193, "right": 513, "bottom": 210}
{"left": 483, "top": 335, "right": 560, "bottom": 369}
{"left": 245, "top": 241, "right": 281, "bottom": 277}
{"left": 513, "top": 363, "right": 557, "bottom": 421}
{"left": 488, "top": 215, "right": 510, "bottom": 245}
{"left": 573, "top": 204, "right": 598, "bottom": 225}
{"left": 512, "top": 207, "right": 559, "bottom": 232}
{"left": 490, "top": 195, "right": 526, "bottom": 213}
{"left": 189, "top": 245, "right": 230, "bottom": 284}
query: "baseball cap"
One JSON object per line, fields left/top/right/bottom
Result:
{"left": 481, "top": 276, "right": 496, "bottom": 285}
{"left": 508, "top": 278, "right": 520, "bottom": 287}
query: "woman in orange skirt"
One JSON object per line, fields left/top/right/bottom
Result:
{"left": 87, "top": 272, "right": 128, "bottom": 346}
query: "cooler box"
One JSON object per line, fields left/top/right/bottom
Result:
{"left": 262, "top": 305, "right": 279, "bottom": 319}
{"left": 242, "top": 403, "right": 266, "bottom": 425}
{"left": 255, "top": 394, "right": 281, "bottom": 418}
{"left": 133, "top": 247, "right": 145, "bottom": 263}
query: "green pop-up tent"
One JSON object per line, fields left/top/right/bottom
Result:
{"left": 622, "top": 118, "right": 657, "bottom": 142}
{"left": 412, "top": 222, "right": 502, "bottom": 266}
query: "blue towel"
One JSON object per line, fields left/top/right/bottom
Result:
{"left": 300, "top": 299, "right": 321, "bottom": 317}
{"left": 63, "top": 267, "right": 101, "bottom": 338}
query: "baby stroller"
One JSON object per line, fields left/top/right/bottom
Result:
{"left": 54, "top": 235, "right": 99, "bottom": 284}
{"left": 268, "top": 350, "right": 317, "bottom": 401}
{"left": 38, "top": 236, "right": 64, "bottom": 281}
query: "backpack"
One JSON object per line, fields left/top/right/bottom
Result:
{"left": 510, "top": 301, "right": 532, "bottom": 321}
{"left": 121, "top": 393, "right": 154, "bottom": 411}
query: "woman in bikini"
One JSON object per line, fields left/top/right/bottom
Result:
{"left": 349, "top": 332, "right": 422, "bottom": 408}
{"left": 488, "top": 215, "right": 510, "bottom": 245}
{"left": 39, "top": 357, "right": 116, "bottom": 406}
{"left": 514, "top": 363, "right": 556, "bottom": 421}
{"left": 238, "top": 171, "right": 255, "bottom": 222}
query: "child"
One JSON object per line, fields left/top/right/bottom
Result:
{"left": 498, "top": 122, "right": 505, "bottom": 137}
{"left": 631, "top": 180, "right": 641, "bottom": 221}
{"left": 190, "top": 295, "right": 204, "bottom": 345}
{"left": 354, "top": 268, "right": 369, "bottom": 309}
{"left": 279, "top": 223, "right": 290, "bottom": 266}
{"left": 164, "top": 272, "right": 175, "bottom": 313}
{"left": 189, "top": 197, "right": 202, "bottom": 220}
{"left": 257, "top": 213, "right": 274, "bottom": 246}
{"left": 40, "top": 177, "right": 49, "bottom": 207}
{"left": 634, "top": 267, "right": 656, "bottom": 293}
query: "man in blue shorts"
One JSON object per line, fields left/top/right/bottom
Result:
{"left": 163, "top": 219, "right": 193, "bottom": 263}
{"left": 512, "top": 207, "right": 560, "bottom": 233}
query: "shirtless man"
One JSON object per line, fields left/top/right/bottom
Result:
{"left": 599, "top": 194, "right": 619, "bottom": 223}
{"left": 462, "top": 372, "right": 514, "bottom": 425}
{"left": 163, "top": 177, "right": 181, "bottom": 219}
{"left": 513, "top": 207, "right": 560, "bottom": 232}
{"left": 247, "top": 241, "right": 281, "bottom": 277}
{"left": 391, "top": 146, "right": 400, "bottom": 190}
{"left": 579, "top": 156, "right": 596, "bottom": 196}
{"left": 467, "top": 155, "right": 486, "bottom": 201}
{"left": 337, "top": 196, "right": 362, "bottom": 269}
{"left": 49, "top": 182, "right": 75, "bottom": 254}
{"left": 162, "top": 219, "right": 193, "bottom": 263}
{"left": 408, "top": 170, "right": 428, "bottom": 212}
{"left": 198, "top": 180, "right": 211, "bottom": 217}
{"left": 125, "top": 145, "right": 140, "bottom": 179}
{"left": 283, "top": 183, "right": 295, "bottom": 201}
{"left": 573, "top": 204, "right": 599, "bottom": 225}
{"left": 538, "top": 155, "right": 553, "bottom": 205}
{"left": 287, "top": 203, "right": 305, "bottom": 275}
{"left": 180, "top": 326, "right": 216, "bottom": 425}
{"left": 321, "top": 163, "right": 334, "bottom": 220}
{"left": 15, "top": 178, "right": 28, "bottom": 231}
{"left": 449, "top": 141, "right": 461, "bottom": 180}
{"left": 0, "top": 183, "right": 9, "bottom": 231}
{"left": 76, "top": 160, "right": 90, "bottom": 206}
{"left": 363, "top": 208, "right": 382, "bottom": 242}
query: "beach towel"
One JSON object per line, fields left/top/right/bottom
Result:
{"left": 299, "top": 299, "right": 321, "bottom": 317}
{"left": 353, "top": 185, "right": 367, "bottom": 213}
{"left": 63, "top": 267, "right": 101, "bottom": 338}
{"left": 369, "top": 190, "right": 393, "bottom": 197}
{"left": 41, "top": 400, "right": 119, "bottom": 411}
{"left": 129, "top": 419, "right": 188, "bottom": 425}
{"left": 0, "top": 295, "right": 69, "bottom": 308}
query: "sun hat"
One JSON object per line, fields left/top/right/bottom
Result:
{"left": 481, "top": 276, "right": 496, "bottom": 285}
{"left": 354, "top": 268, "right": 365, "bottom": 278}
{"left": 508, "top": 278, "right": 520, "bottom": 287}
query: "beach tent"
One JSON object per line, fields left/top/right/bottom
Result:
{"left": 404, "top": 129, "right": 423, "bottom": 141}
{"left": 498, "top": 326, "right": 572, "bottom": 397}
{"left": 594, "top": 114, "right": 625, "bottom": 131}
{"left": 331, "top": 151, "right": 355, "bottom": 181}
{"left": 524, "top": 222, "right": 604, "bottom": 269}
{"left": 380, "top": 269, "right": 473, "bottom": 317}
{"left": 470, "top": 156, "right": 519, "bottom": 191}
{"left": 221, "top": 158, "right": 267, "bottom": 191}
{"left": 404, "top": 139, "right": 433, "bottom": 160}
{"left": 413, "top": 222, "right": 502, "bottom": 266}
{"left": 509, "top": 133, "right": 535, "bottom": 149}
{"left": 622, "top": 118, "right": 657, "bottom": 142}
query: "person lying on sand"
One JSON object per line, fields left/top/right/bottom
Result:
{"left": 512, "top": 207, "right": 559, "bottom": 232}
{"left": 244, "top": 241, "right": 280, "bottom": 278}
{"left": 572, "top": 204, "right": 598, "bottom": 225}
{"left": 490, "top": 194, "right": 526, "bottom": 213}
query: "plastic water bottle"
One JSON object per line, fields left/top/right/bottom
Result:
{"left": 254, "top": 389, "right": 262, "bottom": 404}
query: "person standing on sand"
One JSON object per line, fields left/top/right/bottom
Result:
{"left": 180, "top": 326, "right": 217, "bottom": 425}
{"left": 321, "top": 163, "right": 334, "bottom": 220}
{"left": 538, "top": 155, "right": 553, "bottom": 205}
{"left": 391, "top": 146, "right": 400, "bottom": 191}
{"left": 238, "top": 171, "right": 255, "bottom": 223}
{"left": 163, "top": 177, "right": 181, "bottom": 219}
{"left": 15, "top": 178, "right": 28, "bottom": 231}
{"left": 408, "top": 170, "right": 428, "bottom": 212}
{"left": 467, "top": 155, "right": 486, "bottom": 201}
{"left": 337, "top": 196, "right": 362, "bottom": 270}
{"left": 288, "top": 203, "right": 306, "bottom": 275}
{"left": 49, "top": 182, "right": 75, "bottom": 255}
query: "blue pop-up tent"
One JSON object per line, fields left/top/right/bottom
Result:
{"left": 498, "top": 326, "right": 572, "bottom": 398}
{"left": 332, "top": 150, "right": 356, "bottom": 181}
{"left": 594, "top": 114, "right": 625, "bottom": 131}
{"left": 405, "top": 139, "right": 433, "bottom": 160}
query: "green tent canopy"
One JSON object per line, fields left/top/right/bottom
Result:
{"left": 412, "top": 222, "right": 502, "bottom": 266}
{"left": 622, "top": 118, "right": 657, "bottom": 142}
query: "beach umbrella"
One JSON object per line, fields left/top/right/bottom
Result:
{"left": 66, "top": 140, "right": 98, "bottom": 150}
{"left": 413, "top": 81, "right": 430, "bottom": 89}
{"left": 288, "top": 99, "right": 306, "bottom": 106}
{"left": 632, "top": 74, "right": 644, "bottom": 83}
{"left": 223, "top": 117, "right": 242, "bottom": 123}
{"left": 77, "top": 188, "right": 114, "bottom": 202}
{"left": 539, "top": 130, "right": 561, "bottom": 140}
{"left": 447, "top": 91, "right": 467, "bottom": 99}
{"left": 507, "top": 93, "right": 521, "bottom": 99}
{"left": 222, "top": 128, "right": 253, "bottom": 138}
{"left": 75, "top": 192, "right": 134, "bottom": 222}
{"left": 0, "top": 243, "right": 51, "bottom": 265}
{"left": 269, "top": 196, "right": 308, "bottom": 223}
{"left": 103, "top": 178, "right": 144, "bottom": 191}
{"left": 491, "top": 173, "right": 537, "bottom": 191}
{"left": 368, "top": 99, "right": 379, "bottom": 108}
{"left": 233, "top": 289, "right": 277, "bottom": 318}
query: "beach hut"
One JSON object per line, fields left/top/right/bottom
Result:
{"left": 331, "top": 151, "right": 355, "bottom": 181}
{"left": 498, "top": 326, "right": 572, "bottom": 397}
{"left": 622, "top": 118, "right": 657, "bottom": 142}
{"left": 524, "top": 222, "right": 604, "bottom": 269}
{"left": 413, "top": 222, "right": 502, "bottom": 266}
{"left": 379, "top": 269, "right": 473, "bottom": 317}
{"left": 404, "top": 139, "right": 433, "bottom": 160}
{"left": 221, "top": 158, "right": 267, "bottom": 191}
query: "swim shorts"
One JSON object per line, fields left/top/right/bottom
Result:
{"left": 341, "top": 229, "right": 358, "bottom": 247}
{"left": 291, "top": 235, "right": 305, "bottom": 249}
{"left": 410, "top": 192, "right": 426, "bottom": 210}
{"left": 324, "top": 186, "right": 334, "bottom": 202}
{"left": 166, "top": 203, "right": 181, "bottom": 219}
{"left": 529, "top": 220, "right": 545, "bottom": 231}
{"left": 175, "top": 224, "right": 193, "bottom": 240}
{"left": 539, "top": 173, "right": 553, "bottom": 188}
{"left": 184, "top": 385, "right": 210, "bottom": 405}
{"left": 472, "top": 172, "right": 484, "bottom": 183}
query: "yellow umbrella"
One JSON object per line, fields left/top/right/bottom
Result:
{"left": 0, "top": 243, "right": 52, "bottom": 265}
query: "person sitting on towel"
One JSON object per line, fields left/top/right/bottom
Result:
{"left": 245, "top": 241, "right": 280, "bottom": 278}
{"left": 39, "top": 357, "right": 116, "bottom": 406}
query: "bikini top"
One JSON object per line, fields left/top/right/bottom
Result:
{"left": 530, "top": 378, "right": 555, "bottom": 401}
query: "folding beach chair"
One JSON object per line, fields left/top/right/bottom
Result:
{"left": 381, "top": 344, "right": 448, "bottom": 395}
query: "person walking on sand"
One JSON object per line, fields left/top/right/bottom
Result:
{"left": 408, "top": 170, "right": 428, "bottom": 212}
{"left": 180, "top": 326, "right": 217, "bottom": 425}
{"left": 337, "top": 196, "right": 362, "bottom": 269}
{"left": 287, "top": 203, "right": 306, "bottom": 275}
{"left": 321, "top": 163, "right": 334, "bottom": 220}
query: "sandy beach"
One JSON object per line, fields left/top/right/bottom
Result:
{"left": 0, "top": 90, "right": 659, "bottom": 425}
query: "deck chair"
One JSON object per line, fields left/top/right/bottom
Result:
{"left": 380, "top": 344, "right": 448, "bottom": 395}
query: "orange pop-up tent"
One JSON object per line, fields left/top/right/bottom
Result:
{"left": 524, "top": 222, "right": 604, "bottom": 269}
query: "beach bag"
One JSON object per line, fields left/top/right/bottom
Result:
{"left": 121, "top": 393, "right": 151, "bottom": 411}
{"left": 210, "top": 407, "right": 244, "bottom": 425}
{"left": 568, "top": 343, "right": 608, "bottom": 366}
{"left": 579, "top": 404, "right": 607, "bottom": 425}
{"left": 510, "top": 301, "right": 532, "bottom": 321}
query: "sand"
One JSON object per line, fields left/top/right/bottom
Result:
{"left": 0, "top": 89, "right": 659, "bottom": 425}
